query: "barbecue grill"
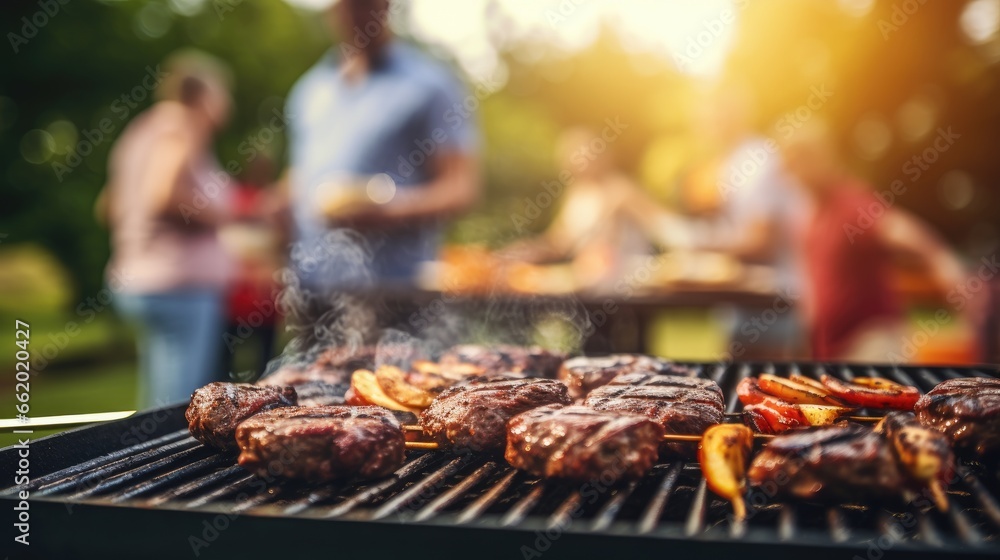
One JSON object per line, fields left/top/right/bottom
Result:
{"left": 3, "top": 362, "right": 1000, "bottom": 559}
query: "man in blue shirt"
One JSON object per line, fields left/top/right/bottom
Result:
{"left": 285, "top": 0, "right": 480, "bottom": 293}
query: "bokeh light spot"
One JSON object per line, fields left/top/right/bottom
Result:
{"left": 20, "top": 129, "right": 56, "bottom": 164}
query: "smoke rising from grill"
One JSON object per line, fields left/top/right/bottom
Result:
{"left": 258, "top": 228, "right": 596, "bottom": 381}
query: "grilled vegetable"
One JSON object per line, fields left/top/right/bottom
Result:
{"left": 758, "top": 374, "right": 841, "bottom": 405}
{"left": 788, "top": 374, "right": 829, "bottom": 393}
{"left": 875, "top": 412, "right": 954, "bottom": 512}
{"left": 375, "top": 365, "right": 436, "bottom": 408}
{"left": 349, "top": 370, "right": 421, "bottom": 414}
{"left": 743, "top": 396, "right": 853, "bottom": 434}
{"left": 736, "top": 377, "right": 769, "bottom": 406}
{"left": 699, "top": 424, "right": 754, "bottom": 521}
{"left": 820, "top": 375, "right": 920, "bottom": 410}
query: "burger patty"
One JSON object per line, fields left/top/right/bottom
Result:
{"left": 557, "top": 354, "right": 695, "bottom": 399}
{"left": 186, "top": 382, "right": 297, "bottom": 450}
{"left": 505, "top": 405, "right": 664, "bottom": 482}
{"left": 420, "top": 377, "right": 572, "bottom": 452}
{"left": 235, "top": 406, "right": 405, "bottom": 482}
{"left": 915, "top": 377, "right": 1000, "bottom": 460}
{"left": 583, "top": 380, "right": 724, "bottom": 457}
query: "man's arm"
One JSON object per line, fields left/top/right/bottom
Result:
{"left": 877, "top": 208, "right": 966, "bottom": 295}
{"left": 380, "top": 150, "right": 479, "bottom": 222}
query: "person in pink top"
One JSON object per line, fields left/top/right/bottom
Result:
{"left": 97, "top": 50, "right": 234, "bottom": 407}
{"left": 780, "top": 121, "right": 971, "bottom": 361}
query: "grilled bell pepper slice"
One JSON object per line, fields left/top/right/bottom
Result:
{"left": 875, "top": 412, "right": 954, "bottom": 512}
{"left": 820, "top": 375, "right": 919, "bottom": 410}
{"left": 743, "top": 396, "right": 853, "bottom": 434}
{"left": 758, "top": 374, "right": 843, "bottom": 405}
{"left": 699, "top": 424, "right": 754, "bottom": 521}
{"left": 736, "top": 377, "right": 770, "bottom": 406}
{"left": 788, "top": 373, "right": 829, "bottom": 393}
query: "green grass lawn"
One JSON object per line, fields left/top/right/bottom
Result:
{"left": 0, "top": 362, "right": 137, "bottom": 448}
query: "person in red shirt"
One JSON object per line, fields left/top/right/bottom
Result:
{"left": 218, "top": 156, "right": 284, "bottom": 377}
{"left": 780, "top": 121, "right": 971, "bottom": 361}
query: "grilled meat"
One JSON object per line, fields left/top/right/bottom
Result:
{"left": 607, "top": 372, "right": 722, "bottom": 395}
{"left": 748, "top": 424, "right": 907, "bottom": 504}
{"left": 915, "top": 377, "right": 1000, "bottom": 460}
{"left": 584, "top": 378, "right": 724, "bottom": 457}
{"left": 420, "top": 377, "right": 572, "bottom": 452}
{"left": 186, "top": 383, "right": 297, "bottom": 450}
{"left": 438, "top": 344, "right": 566, "bottom": 378}
{"left": 557, "top": 354, "right": 694, "bottom": 398}
{"left": 505, "top": 405, "right": 664, "bottom": 481}
{"left": 235, "top": 406, "right": 405, "bottom": 482}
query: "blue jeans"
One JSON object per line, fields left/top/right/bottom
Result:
{"left": 115, "top": 289, "right": 224, "bottom": 409}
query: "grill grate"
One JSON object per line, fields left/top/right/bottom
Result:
{"left": 3, "top": 362, "right": 1000, "bottom": 559}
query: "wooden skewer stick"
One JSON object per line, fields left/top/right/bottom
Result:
{"left": 723, "top": 412, "right": 883, "bottom": 423}
{"left": 403, "top": 425, "right": 424, "bottom": 432}
{"left": 405, "top": 441, "right": 440, "bottom": 450}
{"left": 402, "top": 431, "right": 773, "bottom": 450}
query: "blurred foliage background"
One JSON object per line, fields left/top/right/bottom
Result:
{"left": 2, "top": 0, "right": 1000, "bottom": 436}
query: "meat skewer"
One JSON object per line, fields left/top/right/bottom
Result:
{"left": 583, "top": 373, "right": 725, "bottom": 457}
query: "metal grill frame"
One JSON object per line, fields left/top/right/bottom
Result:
{"left": 3, "top": 362, "right": 1000, "bottom": 560}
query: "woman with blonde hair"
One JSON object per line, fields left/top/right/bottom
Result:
{"left": 98, "top": 50, "right": 235, "bottom": 408}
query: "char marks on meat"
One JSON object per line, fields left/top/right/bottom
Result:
{"left": 506, "top": 405, "right": 664, "bottom": 481}
{"left": 186, "top": 382, "right": 297, "bottom": 450}
{"left": 558, "top": 354, "right": 694, "bottom": 398}
{"left": 915, "top": 377, "right": 1000, "bottom": 460}
{"left": 420, "top": 376, "right": 572, "bottom": 452}
{"left": 748, "top": 424, "right": 907, "bottom": 504}
{"left": 584, "top": 377, "right": 724, "bottom": 457}
{"left": 235, "top": 406, "right": 404, "bottom": 481}
{"left": 439, "top": 344, "right": 566, "bottom": 378}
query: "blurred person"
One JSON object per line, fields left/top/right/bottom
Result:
{"left": 284, "top": 0, "right": 479, "bottom": 294}
{"left": 647, "top": 84, "right": 809, "bottom": 360}
{"left": 97, "top": 50, "right": 234, "bottom": 407}
{"left": 501, "top": 126, "right": 658, "bottom": 290}
{"left": 218, "top": 155, "right": 284, "bottom": 378}
{"left": 780, "top": 120, "right": 972, "bottom": 362}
